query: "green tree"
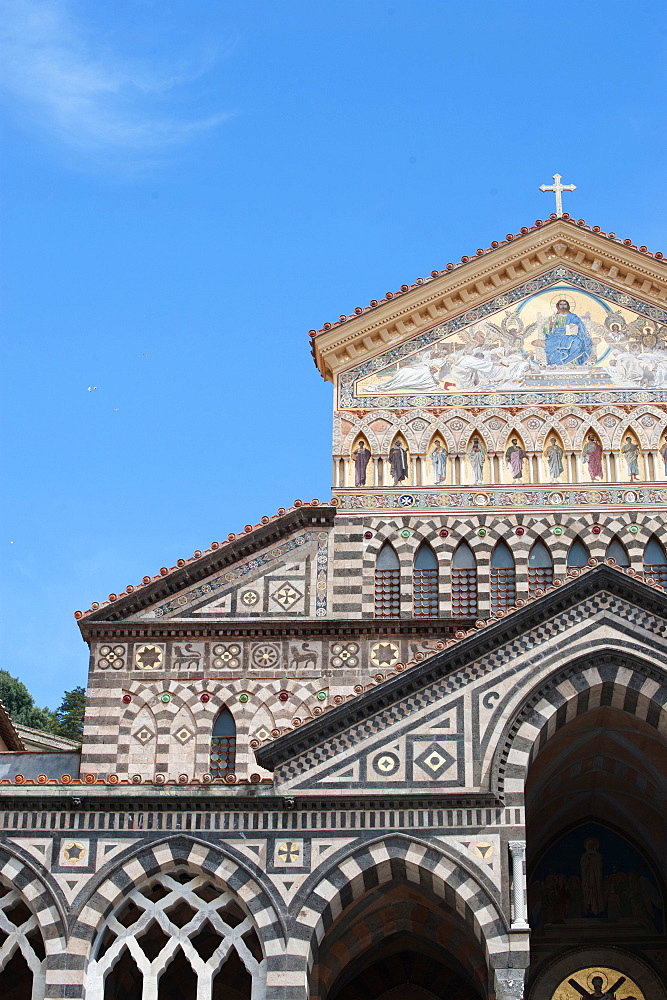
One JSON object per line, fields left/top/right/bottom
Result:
{"left": 54, "top": 686, "right": 86, "bottom": 742}
{"left": 0, "top": 670, "right": 58, "bottom": 731}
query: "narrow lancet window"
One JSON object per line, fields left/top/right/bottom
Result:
{"left": 644, "top": 535, "right": 667, "bottom": 586}
{"left": 490, "top": 540, "right": 516, "bottom": 613}
{"left": 210, "top": 707, "right": 236, "bottom": 778}
{"left": 451, "top": 541, "right": 477, "bottom": 617}
{"left": 413, "top": 543, "right": 438, "bottom": 617}
{"left": 528, "top": 540, "right": 553, "bottom": 595}
{"left": 375, "top": 543, "right": 400, "bottom": 617}
{"left": 606, "top": 536, "right": 630, "bottom": 567}
{"left": 567, "top": 537, "right": 590, "bottom": 568}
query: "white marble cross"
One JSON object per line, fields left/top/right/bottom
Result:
{"left": 539, "top": 173, "right": 576, "bottom": 216}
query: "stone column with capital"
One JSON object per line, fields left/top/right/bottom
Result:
{"left": 509, "top": 840, "right": 530, "bottom": 930}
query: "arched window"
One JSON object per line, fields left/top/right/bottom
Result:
{"left": 567, "top": 537, "right": 590, "bottom": 568}
{"left": 528, "top": 540, "right": 553, "bottom": 595}
{"left": 606, "top": 535, "right": 630, "bottom": 567}
{"left": 451, "top": 541, "right": 477, "bottom": 617}
{"left": 490, "top": 540, "right": 516, "bottom": 613}
{"left": 413, "top": 543, "right": 438, "bottom": 617}
{"left": 90, "top": 871, "right": 261, "bottom": 1000}
{"left": 375, "top": 543, "right": 400, "bottom": 617}
{"left": 210, "top": 707, "right": 236, "bottom": 778}
{"left": 644, "top": 535, "right": 667, "bottom": 586}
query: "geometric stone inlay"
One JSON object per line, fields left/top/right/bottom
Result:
{"left": 133, "top": 727, "right": 154, "bottom": 744}
{"left": 174, "top": 727, "right": 193, "bottom": 745}
{"left": 370, "top": 641, "right": 400, "bottom": 667}
{"left": 270, "top": 582, "right": 302, "bottom": 610}
{"left": 414, "top": 742, "right": 456, "bottom": 779}
{"left": 135, "top": 644, "right": 164, "bottom": 670}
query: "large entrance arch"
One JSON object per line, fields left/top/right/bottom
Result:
{"left": 524, "top": 705, "right": 667, "bottom": 998}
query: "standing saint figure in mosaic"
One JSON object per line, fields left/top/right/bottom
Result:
{"left": 582, "top": 435, "right": 604, "bottom": 482}
{"left": 354, "top": 440, "right": 371, "bottom": 487}
{"left": 467, "top": 437, "right": 486, "bottom": 484}
{"left": 660, "top": 437, "right": 667, "bottom": 476}
{"left": 621, "top": 437, "right": 640, "bottom": 482}
{"left": 545, "top": 437, "right": 565, "bottom": 482}
{"left": 389, "top": 440, "right": 409, "bottom": 485}
{"left": 430, "top": 442, "right": 448, "bottom": 484}
{"left": 543, "top": 298, "right": 593, "bottom": 366}
{"left": 505, "top": 439, "right": 526, "bottom": 480}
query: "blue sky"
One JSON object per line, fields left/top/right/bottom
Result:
{"left": 2, "top": 0, "right": 666, "bottom": 708}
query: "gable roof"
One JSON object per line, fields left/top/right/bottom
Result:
{"left": 255, "top": 563, "right": 667, "bottom": 769}
{"left": 310, "top": 216, "right": 667, "bottom": 381}
{"left": 76, "top": 501, "right": 336, "bottom": 627}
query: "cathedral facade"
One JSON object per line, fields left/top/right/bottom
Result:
{"left": 2, "top": 216, "right": 667, "bottom": 1000}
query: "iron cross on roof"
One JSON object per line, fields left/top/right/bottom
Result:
{"left": 539, "top": 173, "right": 576, "bottom": 216}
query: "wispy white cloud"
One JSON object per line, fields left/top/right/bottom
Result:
{"left": 0, "top": 0, "right": 230, "bottom": 166}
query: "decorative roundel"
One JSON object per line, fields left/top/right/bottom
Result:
{"left": 99, "top": 644, "right": 125, "bottom": 670}
{"left": 372, "top": 751, "right": 400, "bottom": 776}
{"left": 400, "top": 529, "right": 411, "bottom": 538}
{"left": 251, "top": 643, "right": 280, "bottom": 669}
{"left": 160, "top": 693, "right": 171, "bottom": 703}
{"left": 477, "top": 528, "right": 487, "bottom": 537}
{"left": 316, "top": 691, "right": 327, "bottom": 701}
{"left": 398, "top": 495, "right": 414, "bottom": 507}
{"left": 591, "top": 524, "right": 601, "bottom": 534}
{"left": 364, "top": 531, "right": 373, "bottom": 539}
{"left": 439, "top": 529, "right": 449, "bottom": 538}
{"left": 238, "top": 693, "right": 250, "bottom": 703}
{"left": 278, "top": 691, "right": 289, "bottom": 703}
{"left": 200, "top": 693, "right": 210, "bottom": 703}
{"left": 629, "top": 524, "right": 639, "bottom": 533}
{"left": 553, "top": 526, "right": 564, "bottom": 535}
{"left": 241, "top": 590, "right": 259, "bottom": 607}
{"left": 515, "top": 527, "right": 525, "bottom": 536}
{"left": 331, "top": 641, "right": 360, "bottom": 668}
{"left": 213, "top": 643, "right": 241, "bottom": 669}
{"left": 122, "top": 694, "right": 131, "bottom": 704}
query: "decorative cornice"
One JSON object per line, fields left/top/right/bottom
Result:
{"left": 310, "top": 218, "right": 667, "bottom": 381}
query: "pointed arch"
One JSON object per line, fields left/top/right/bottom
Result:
{"left": 581, "top": 429, "right": 605, "bottom": 482}
{"left": 413, "top": 542, "right": 438, "bottom": 618}
{"left": 351, "top": 434, "right": 373, "bottom": 488}
{"left": 528, "top": 539, "right": 553, "bottom": 595}
{"left": 375, "top": 543, "right": 400, "bottom": 618}
{"left": 426, "top": 433, "right": 449, "bottom": 486}
{"left": 618, "top": 427, "right": 643, "bottom": 483}
{"left": 451, "top": 540, "right": 477, "bottom": 617}
{"left": 387, "top": 433, "right": 410, "bottom": 487}
{"left": 644, "top": 535, "right": 667, "bottom": 586}
{"left": 464, "top": 432, "right": 487, "bottom": 486}
{"left": 210, "top": 707, "right": 236, "bottom": 779}
{"left": 567, "top": 536, "right": 590, "bottom": 568}
{"left": 127, "top": 704, "right": 157, "bottom": 779}
{"left": 167, "top": 702, "right": 197, "bottom": 780}
{"left": 606, "top": 535, "right": 630, "bottom": 568}
{"left": 503, "top": 429, "right": 528, "bottom": 483}
{"left": 490, "top": 539, "right": 516, "bottom": 614}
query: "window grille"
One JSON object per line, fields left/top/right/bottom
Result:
{"left": 210, "top": 708, "right": 236, "bottom": 778}
{"left": 452, "top": 541, "right": 477, "bottom": 617}
{"left": 490, "top": 540, "right": 516, "bottom": 614}
{"left": 644, "top": 536, "right": 667, "bottom": 586}
{"left": 375, "top": 543, "right": 400, "bottom": 617}
{"left": 413, "top": 544, "right": 438, "bottom": 617}
{"left": 528, "top": 540, "right": 553, "bottom": 595}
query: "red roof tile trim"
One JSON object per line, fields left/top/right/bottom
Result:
{"left": 308, "top": 215, "right": 665, "bottom": 339}
{"left": 74, "top": 498, "right": 335, "bottom": 619}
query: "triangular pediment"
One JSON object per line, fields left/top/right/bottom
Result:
{"left": 77, "top": 504, "right": 335, "bottom": 625}
{"left": 255, "top": 566, "right": 667, "bottom": 793}
{"left": 312, "top": 218, "right": 667, "bottom": 383}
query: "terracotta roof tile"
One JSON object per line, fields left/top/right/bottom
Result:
{"left": 308, "top": 215, "right": 665, "bottom": 340}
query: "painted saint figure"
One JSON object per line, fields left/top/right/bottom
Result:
{"left": 430, "top": 442, "right": 448, "bottom": 484}
{"left": 568, "top": 974, "right": 633, "bottom": 999}
{"left": 582, "top": 435, "right": 604, "bottom": 482}
{"left": 621, "top": 437, "right": 640, "bottom": 483}
{"left": 660, "top": 437, "right": 667, "bottom": 477}
{"left": 389, "top": 441, "right": 409, "bottom": 486}
{"left": 580, "top": 837, "right": 604, "bottom": 915}
{"left": 467, "top": 437, "right": 486, "bottom": 484}
{"left": 543, "top": 298, "right": 593, "bottom": 366}
{"left": 545, "top": 437, "right": 565, "bottom": 482}
{"left": 505, "top": 438, "right": 526, "bottom": 480}
{"left": 354, "top": 441, "right": 371, "bottom": 487}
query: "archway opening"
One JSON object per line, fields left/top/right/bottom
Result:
{"left": 103, "top": 947, "right": 142, "bottom": 1000}
{"left": 157, "top": 948, "right": 197, "bottom": 999}
{"left": 212, "top": 949, "right": 252, "bottom": 999}
{"left": 0, "top": 949, "right": 33, "bottom": 1000}
{"left": 525, "top": 706, "right": 667, "bottom": 995}
{"left": 312, "top": 881, "right": 486, "bottom": 1000}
